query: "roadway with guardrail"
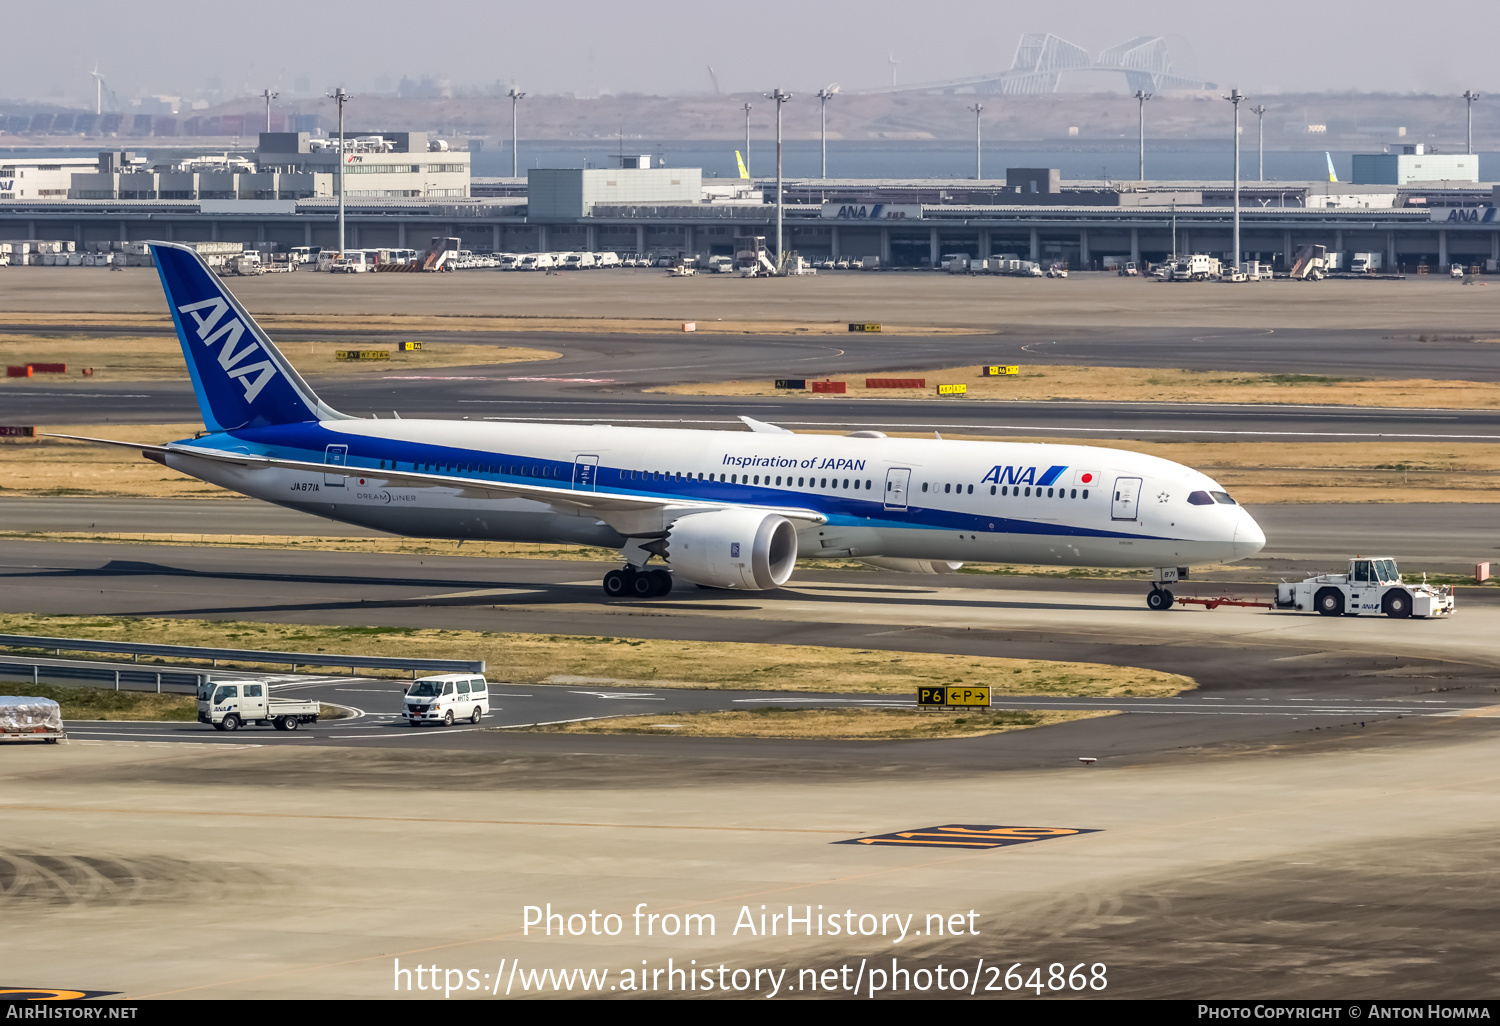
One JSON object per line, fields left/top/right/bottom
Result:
{"left": 0, "top": 634, "right": 482, "bottom": 677}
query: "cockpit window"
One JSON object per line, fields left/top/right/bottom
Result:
{"left": 1187, "top": 491, "right": 1214, "bottom": 506}
{"left": 1210, "top": 491, "right": 1237, "bottom": 505}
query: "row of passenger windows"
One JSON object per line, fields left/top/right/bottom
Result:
{"left": 924, "top": 482, "right": 1090, "bottom": 499}
{"left": 624, "top": 469, "right": 876, "bottom": 490}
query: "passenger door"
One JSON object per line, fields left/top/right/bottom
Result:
{"left": 884, "top": 468, "right": 911, "bottom": 511}
{"left": 324, "top": 444, "right": 349, "bottom": 486}
{"left": 572, "top": 455, "right": 599, "bottom": 491}
{"left": 1111, "top": 476, "right": 1142, "bottom": 521}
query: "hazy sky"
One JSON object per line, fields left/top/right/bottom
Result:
{"left": 8, "top": 0, "right": 1497, "bottom": 105}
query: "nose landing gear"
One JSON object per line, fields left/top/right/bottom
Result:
{"left": 1146, "top": 586, "right": 1175, "bottom": 611}
{"left": 603, "top": 566, "right": 673, "bottom": 599}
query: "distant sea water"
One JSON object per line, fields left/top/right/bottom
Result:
{"left": 473, "top": 142, "right": 1500, "bottom": 183}
{"left": 6, "top": 140, "right": 1494, "bottom": 183}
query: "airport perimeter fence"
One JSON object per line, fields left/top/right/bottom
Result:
{"left": 0, "top": 634, "right": 484, "bottom": 679}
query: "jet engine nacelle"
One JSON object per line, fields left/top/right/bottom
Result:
{"left": 859, "top": 557, "right": 965, "bottom": 575}
{"left": 666, "top": 509, "right": 798, "bottom": 590}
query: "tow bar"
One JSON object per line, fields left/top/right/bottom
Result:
{"left": 1172, "top": 592, "right": 1273, "bottom": 611}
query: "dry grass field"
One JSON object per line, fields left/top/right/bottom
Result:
{"left": 656, "top": 361, "right": 1500, "bottom": 409}
{"left": 0, "top": 612, "right": 1194, "bottom": 697}
{"left": 530, "top": 707, "right": 1113, "bottom": 740}
{"left": 0, "top": 335, "right": 557, "bottom": 384}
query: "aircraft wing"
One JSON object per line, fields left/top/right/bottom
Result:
{"left": 43, "top": 433, "right": 829, "bottom": 525}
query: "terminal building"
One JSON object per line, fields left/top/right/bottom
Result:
{"left": 2, "top": 140, "right": 1499, "bottom": 270}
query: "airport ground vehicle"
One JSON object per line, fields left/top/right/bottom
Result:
{"left": 1273, "top": 557, "right": 1454, "bottom": 618}
{"left": 0, "top": 696, "right": 64, "bottom": 743}
{"left": 1117, "top": 261, "right": 1139, "bottom": 276}
{"left": 1170, "top": 254, "right": 1221, "bottom": 281}
{"left": 197, "top": 680, "right": 320, "bottom": 731}
{"left": 707, "top": 255, "right": 735, "bottom": 273}
{"left": 1046, "top": 263, "right": 1069, "bottom": 278}
{"left": 329, "top": 251, "right": 371, "bottom": 273}
{"left": 1350, "top": 252, "right": 1382, "bottom": 273}
{"left": 403, "top": 674, "right": 490, "bottom": 726}
{"left": 1451, "top": 264, "right": 1466, "bottom": 279}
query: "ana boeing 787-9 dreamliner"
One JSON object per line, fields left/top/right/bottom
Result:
{"left": 54, "top": 242, "right": 1265, "bottom": 607}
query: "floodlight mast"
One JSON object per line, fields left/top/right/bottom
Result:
{"left": 1135, "top": 90, "right": 1151, "bottom": 181}
{"left": 1250, "top": 104, "right": 1267, "bottom": 181}
{"left": 509, "top": 88, "right": 526, "bottom": 178}
{"left": 328, "top": 87, "right": 350, "bottom": 253}
{"left": 767, "top": 88, "right": 792, "bottom": 271}
{"left": 817, "top": 87, "right": 837, "bottom": 179}
{"left": 1463, "top": 90, "right": 1481, "bottom": 154}
{"left": 262, "top": 88, "right": 279, "bottom": 132}
{"left": 1225, "top": 88, "right": 1244, "bottom": 273}
{"left": 742, "top": 102, "right": 753, "bottom": 178}
{"left": 968, "top": 103, "right": 984, "bottom": 180}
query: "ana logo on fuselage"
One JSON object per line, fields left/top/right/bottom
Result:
{"left": 981, "top": 465, "right": 1068, "bottom": 487}
{"left": 176, "top": 297, "right": 280, "bottom": 403}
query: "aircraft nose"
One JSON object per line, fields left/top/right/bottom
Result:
{"left": 1233, "top": 511, "right": 1266, "bottom": 559}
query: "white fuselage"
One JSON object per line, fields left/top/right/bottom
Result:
{"left": 166, "top": 419, "right": 1266, "bottom": 571}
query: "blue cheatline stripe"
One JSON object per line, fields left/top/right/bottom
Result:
{"left": 172, "top": 426, "right": 1169, "bottom": 544}
{"left": 1036, "top": 465, "right": 1068, "bottom": 487}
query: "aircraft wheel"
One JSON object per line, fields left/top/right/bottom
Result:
{"left": 630, "top": 572, "right": 656, "bottom": 598}
{"left": 1146, "top": 588, "right": 1172, "bottom": 611}
{"left": 650, "top": 569, "right": 673, "bottom": 597}
{"left": 603, "top": 569, "right": 629, "bottom": 598}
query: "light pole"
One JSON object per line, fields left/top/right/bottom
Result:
{"left": 816, "top": 86, "right": 837, "bottom": 179}
{"left": 1250, "top": 104, "right": 1267, "bottom": 181}
{"left": 741, "top": 102, "right": 753, "bottom": 178}
{"left": 1134, "top": 89, "right": 1151, "bottom": 181}
{"left": 1225, "top": 88, "right": 1244, "bottom": 272}
{"left": 508, "top": 88, "right": 526, "bottom": 178}
{"left": 328, "top": 87, "right": 349, "bottom": 254}
{"left": 767, "top": 88, "right": 791, "bottom": 271}
{"left": 262, "top": 88, "right": 279, "bottom": 132}
{"left": 1463, "top": 90, "right": 1480, "bottom": 154}
{"left": 968, "top": 103, "right": 984, "bottom": 180}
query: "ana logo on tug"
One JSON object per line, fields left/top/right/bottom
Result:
{"left": 176, "top": 297, "right": 280, "bottom": 403}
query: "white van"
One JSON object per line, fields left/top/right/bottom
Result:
{"left": 403, "top": 674, "right": 490, "bottom": 726}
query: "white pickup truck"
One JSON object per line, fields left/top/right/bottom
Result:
{"left": 197, "top": 680, "right": 320, "bottom": 731}
{"left": 1274, "top": 557, "right": 1455, "bottom": 619}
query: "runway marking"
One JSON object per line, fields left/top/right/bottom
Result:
{"left": 837, "top": 824, "right": 1098, "bottom": 850}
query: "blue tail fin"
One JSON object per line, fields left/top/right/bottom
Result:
{"left": 151, "top": 242, "right": 348, "bottom": 431}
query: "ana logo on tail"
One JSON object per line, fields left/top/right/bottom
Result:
{"left": 176, "top": 297, "right": 281, "bottom": 403}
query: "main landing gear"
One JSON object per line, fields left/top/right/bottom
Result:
{"left": 1146, "top": 586, "right": 1175, "bottom": 611}
{"left": 603, "top": 566, "right": 673, "bottom": 599}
